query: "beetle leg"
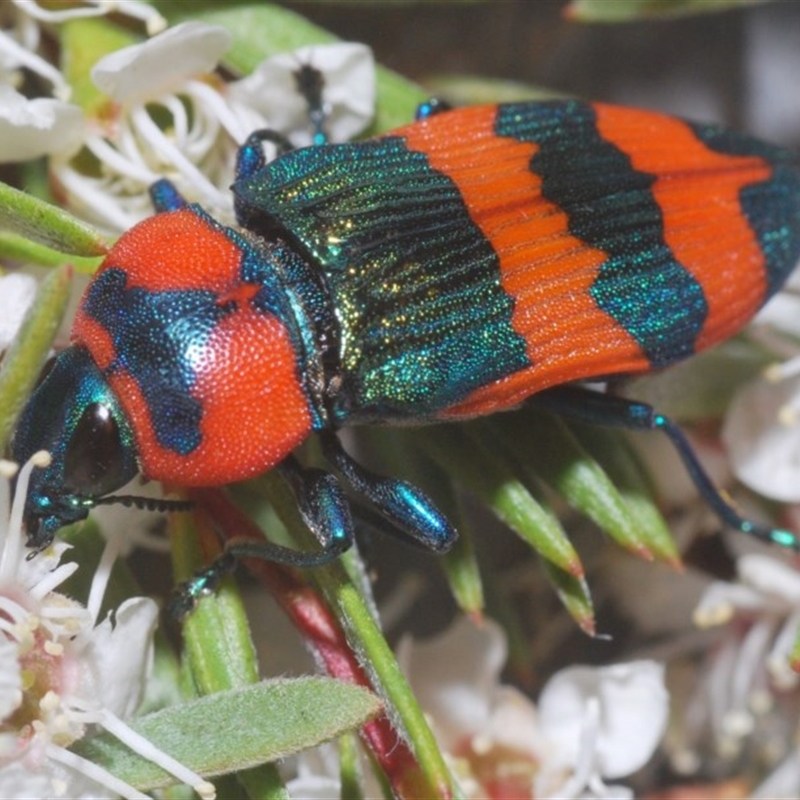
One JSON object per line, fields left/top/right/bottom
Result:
{"left": 168, "top": 455, "right": 354, "bottom": 618}
{"left": 277, "top": 454, "right": 355, "bottom": 558}
{"left": 149, "top": 178, "right": 188, "bottom": 212}
{"left": 415, "top": 97, "right": 452, "bottom": 121}
{"left": 234, "top": 129, "right": 296, "bottom": 184}
{"left": 530, "top": 385, "right": 800, "bottom": 551}
{"left": 293, "top": 63, "right": 328, "bottom": 145}
{"left": 320, "top": 431, "right": 457, "bottom": 553}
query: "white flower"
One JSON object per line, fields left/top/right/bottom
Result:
{"left": 55, "top": 21, "right": 235, "bottom": 232}
{"left": 671, "top": 552, "right": 800, "bottom": 791}
{"left": 55, "top": 21, "right": 376, "bottom": 234}
{"left": 0, "top": 272, "right": 37, "bottom": 350}
{"left": 0, "top": 455, "right": 214, "bottom": 799}
{"left": 0, "top": 1, "right": 165, "bottom": 101}
{"left": 694, "top": 552, "right": 800, "bottom": 694}
{"left": 398, "top": 617, "right": 668, "bottom": 800}
{"left": 535, "top": 661, "right": 668, "bottom": 800}
{"left": 228, "top": 43, "right": 375, "bottom": 147}
{"left": 0, "top": 85, "right": 83, "bottom": 163}
{"left": 723, "top": 272, "right": 800, "bottom": 503}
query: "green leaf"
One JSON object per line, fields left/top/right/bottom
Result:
{"left": 426, "top": 74, "right": 564, "bottom": 106}
{"left": 160, "top": 2, "right": 427, "bottom": 134}
{"left": 417, "top": 424, "right": 584, "bottom": 578}
{"left": 487, "top": 412, "right": 658, "bottom": 561}
{"left": 565, "top": 0, "right": 768, "bottom": 22}
{"left": 0, "top": 264, "right": 72, "bottom": 451}
{"left": 0, "top": 231, "right": 102, "bottom": 273}
{"left": 0, "top": 181, "right": 108, "bottom": 256}
{"left": 573, "top": 424, "right": 680, "bottom": 566}
{"left": 73, "top": 678, "right": 381, "bottom": 791}
{"left": 541, "top": 560, "right": 596, "bottom": 635}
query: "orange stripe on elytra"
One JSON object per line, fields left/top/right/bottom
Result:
{"left": 398, "top": 106, "right": 650, "bottom": 418}
{"left": 593, "top": 103, "right": 771, "bottom": 353}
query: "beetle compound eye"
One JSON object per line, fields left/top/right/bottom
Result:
{"left": 63, "top": 403, "right": 129, "bottom": 496}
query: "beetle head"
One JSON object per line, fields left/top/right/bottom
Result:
{"left": 11, "top": 345, "right": 138, "bottom": 549}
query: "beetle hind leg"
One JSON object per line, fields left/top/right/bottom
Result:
{"left": 531, "top": 386, "right": 800, "bottom": 551}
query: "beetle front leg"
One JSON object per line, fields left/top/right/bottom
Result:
{"left": 148, "top": 178, "right": 188, "bottom": 213}
{"left": 530, "top": 385, "right": 800, "bottom": 551}
{"left": 168, "top": 455, "right": 355, "bottom": 618}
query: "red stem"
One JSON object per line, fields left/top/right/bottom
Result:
{"left": 190, "top": 487, "right": 443, "bottom": 799}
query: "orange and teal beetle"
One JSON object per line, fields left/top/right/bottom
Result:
{"left": 11, "top": 95, "right": 800, "bottom": 607}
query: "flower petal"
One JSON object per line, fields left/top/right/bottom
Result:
{"left": 397, "top": 617, "right": 507, "bottom": 747}
{"left": 229, "top": 43, "right": 375, "bottom": 145}
{"left": 91, "top": 21, "right": 232, "bottom": 106}
{"left": 0, "top": 86, "right": 83, "bottom": 162}
{"left": 539, "top": 660, "right": 668, "bottom": 780}
{"left": 722, "top": 375, "right": 800, "bottom": 502}
{"left": 82, "top": 596, "right": 159, "bottom": 719}
{"left": 737, "top": 553, "right": 800, "bottom": 604}
{"left": 0, "top": 273, "right": 37, "bottom": 350}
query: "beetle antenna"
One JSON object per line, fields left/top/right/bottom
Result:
{"left": 91, "top": 494, "right": 195, "bottom": 514}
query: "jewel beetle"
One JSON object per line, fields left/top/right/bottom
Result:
{"left": 11, "top": 94, "right": 800, "bottom": 607}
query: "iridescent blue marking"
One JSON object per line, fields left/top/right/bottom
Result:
{"left": 496, "top": 101, "right": 709, "bottom": 368}
{"left": 11, "top": 346, "right": 138, "bottom": 542}
{"left": 688, "top": 122, "right": 800, "bottom": 298}
{"left": 81, "top": 268, "right": 225, "bottom": 455}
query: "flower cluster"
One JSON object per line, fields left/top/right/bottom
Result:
{"left": 0, "top": 455, "right": 213, "bottom": 798}
{"left": 3, "top": 2, "right": 800, "bottom": 798}
{"left": 2, "top": 4, "right": 374, "bottom": 233}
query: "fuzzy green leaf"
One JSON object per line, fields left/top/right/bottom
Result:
{"left": 0, "top": 181, "right": 108, "bottom": 256}
{"left": 72, "top": 678, "right": 381, "bottom": 791}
